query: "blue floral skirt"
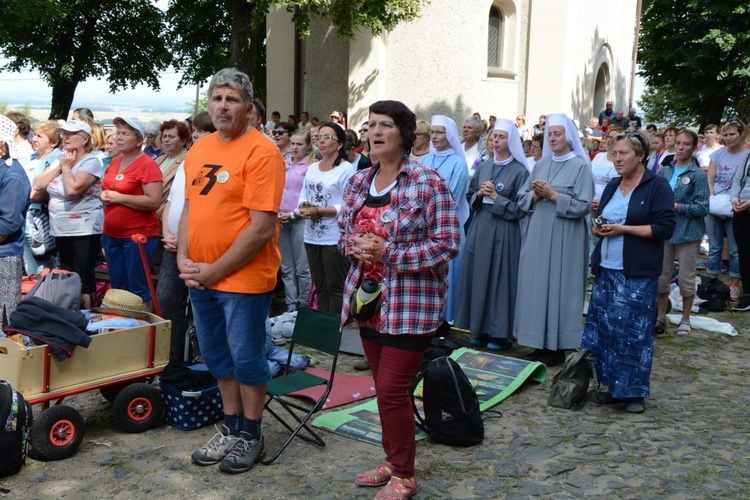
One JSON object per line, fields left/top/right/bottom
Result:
{"left": 581, "top": 268, "right": 657, "bottom": 399}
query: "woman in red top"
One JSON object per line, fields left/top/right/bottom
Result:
{"left": 100, "top": 117, "right": 163, "bottom": 308}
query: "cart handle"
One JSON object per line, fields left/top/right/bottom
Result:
{"left": 130, "top": 234, "right": 161, "bottom": 317}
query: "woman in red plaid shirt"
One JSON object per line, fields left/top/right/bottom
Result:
{"left": 338, "top": 100, "right": 460, "bottom": 499}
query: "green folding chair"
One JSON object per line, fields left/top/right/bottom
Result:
{"left": 261, "top": 306, "right": 343, "bottom": 464}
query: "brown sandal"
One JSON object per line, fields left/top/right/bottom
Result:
{"left": 654, "top": 316, "right": 667, "bottom": 335}
{"left": 356, "top": 462, "right": 393, "bottom": 487}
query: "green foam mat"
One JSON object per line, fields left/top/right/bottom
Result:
{"left": 312, "top": 348, "right": 546, "bottom": 445}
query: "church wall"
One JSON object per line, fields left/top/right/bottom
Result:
{"left": 525, "top": 0, "right": 638, "bottom": 128}
{"left": 267, "top": 0, "right": 637, "bottom": 134}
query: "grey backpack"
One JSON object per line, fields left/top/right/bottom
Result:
{"left": 548, "top": 349, "right": 596, "bottom": 410}
{"left": 25, "top": 270, "right": 82, "bottom": 311}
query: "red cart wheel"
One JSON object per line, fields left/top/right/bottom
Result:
{"left": 113, "top": 383, "right": 164, "bottom": 433}
{"left": 30, "top": 405, "right": 85, "bottom": 461}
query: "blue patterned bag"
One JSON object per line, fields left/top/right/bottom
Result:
{"left": 0, "top": 381, "right": 33, "bottom": 478}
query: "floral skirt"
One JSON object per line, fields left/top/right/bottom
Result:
{"left": 0, "top": 255, "right": 24, "bottom": 319}
{"left": 581, "top": 268, "right": 657, "bottom": 399}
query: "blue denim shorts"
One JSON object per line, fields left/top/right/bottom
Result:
{"left": 188, "top": 288, "right": 272, "bottom": 387}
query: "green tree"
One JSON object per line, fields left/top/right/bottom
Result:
{"left": 186, "top": 91, "right": 209, "bottom": 115}
{"left": 638, "top": 1, "right": 750, "bottom": 129}
{"left": 166, "top": 0, "right": 426, "bottom": 95}
{"left": 0, "top": 0, "right": 171, "bottom": 119}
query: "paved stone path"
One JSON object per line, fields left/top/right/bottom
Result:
{"left": 3, "top": 307, "right": 749, "bottom": 498}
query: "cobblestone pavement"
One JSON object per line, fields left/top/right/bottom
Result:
{"left": 3, "top": 308, "right": 749, "bottom": 499}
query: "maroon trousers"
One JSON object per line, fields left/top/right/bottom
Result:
{"left": 361, "top": 338, "right": 426, "bottom": 478}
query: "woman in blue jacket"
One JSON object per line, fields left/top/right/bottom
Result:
{"left": 655, "top": 129, "right": 710, "bottom": 336}
{"left": 582, "top": 131, "right": 675, "bottom": 414}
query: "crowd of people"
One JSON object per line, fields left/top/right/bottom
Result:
{"left": 2, "top": 74, "right": 750, "bottom": 498}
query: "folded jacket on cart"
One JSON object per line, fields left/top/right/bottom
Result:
{"left": 5, "top": 297, "right": 91, "bottom": 361}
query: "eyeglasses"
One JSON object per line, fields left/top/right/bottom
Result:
{"left": 318, "top": 134, "right": 338, "bottom": 142}
{"left": 429, "top": 130, "right": 446, "bottom": 135}
{"left": 415, "top": 132, "right": 428, "bottom": 137}
{"left": 272, "top": 130, "right": 287, "bottom": 136}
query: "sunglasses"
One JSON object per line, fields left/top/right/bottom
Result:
{"left": 726, "top": 118, "right": 745, "bottom": 131}
{"left": 272, "top": 130, "right": 287, "bottom": 136}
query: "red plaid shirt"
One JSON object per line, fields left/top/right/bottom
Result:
{"left": 338, "top": 158, "right": 460, "bottom": 334}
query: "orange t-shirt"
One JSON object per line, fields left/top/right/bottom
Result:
{"left": 184, "top": 128, "right": 285, "bottom": 293}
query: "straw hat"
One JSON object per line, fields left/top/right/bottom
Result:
{"left": 101, "top": 289, "right": 144, "bottom": 311}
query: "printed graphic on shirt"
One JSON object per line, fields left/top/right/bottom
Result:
{"left": 303, "top": 179, "right": 333, "bottom": 238}
{"left": 191, "top": 164, "right": 222, "bottom": 195}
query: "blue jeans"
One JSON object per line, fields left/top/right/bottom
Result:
{"left": 189, "top": 288, "right": 272, "bottom": 387}
{"left": 101, "top": 235, "right": 159, "bottom": 301}
{"left": 705, "top": 214, "right": 739, "bottom": 278}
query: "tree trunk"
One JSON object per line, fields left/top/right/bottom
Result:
{"left": 698, "top": 95, "right": 728, "bottom": 132}
{"left": 48, "top": 77, "right": 80, "bottom": 120}
{"left": 227, "top": 0, "right": 258, "bottom": 84}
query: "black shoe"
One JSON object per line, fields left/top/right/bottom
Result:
{"left": 524, "top": 349, "right": 544, "bottom": 362}
{"left": 625, "top": 398, "right": 645, "bottom": 413}
{"left": 541, "top": 349, "right": 566, "bottom": 367}
{"left": 733, "top": 296, "right": 750, "bottom": 312}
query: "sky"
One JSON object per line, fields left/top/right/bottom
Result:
{"left": 0, "top": 59, "right": 201, "bottom": 115}
{"left": 0, "top": 0, "right": 196, "bottom": 115}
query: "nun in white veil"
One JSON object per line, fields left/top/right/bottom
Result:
{"left": 513, "top": 112, "right": 594, "bottom": 366}
{"left": 419, "top": 115, "right": 469, "bottom": 326}
{"left": 455, "top": 118, "right": 530, "bottom": 349}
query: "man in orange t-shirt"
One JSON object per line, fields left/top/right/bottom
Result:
{"left": 177, "top": 68, "right": 285, "bottom": 474}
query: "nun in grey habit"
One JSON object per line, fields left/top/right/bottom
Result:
{"left": 512, "top": 113, "right": 594, "bottom": 366}
{"left": 455, "top": 118, "right": 529, "bottom": 350}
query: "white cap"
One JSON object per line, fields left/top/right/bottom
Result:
{"left": 113, "top": 116, "right": 146, "bottom": 138}
{"left": 56, "top": 120, "right": 92, "bottom": 137}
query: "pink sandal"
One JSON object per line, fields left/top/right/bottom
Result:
{"left": 375, "top": 476, "right": 418, "bottom": 500}
{"left": 356, "top": 462, "right": 393, "bottom": 487}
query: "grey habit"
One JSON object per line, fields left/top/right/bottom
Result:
{"left": 513, "top": 155, "right": 594, "bottom": 350}
{"left": 455, "top": 158, "right": 528, "bottom": 341}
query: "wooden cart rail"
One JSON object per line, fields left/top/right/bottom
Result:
{"left": 0, "top": 309, "right": 170, "bottom": 403}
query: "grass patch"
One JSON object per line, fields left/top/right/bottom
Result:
{"left": 683, "top": 465, "right": 722, "bottom": 484}
{"left": 420, "top": 458, "right": 470, "bottom": 480}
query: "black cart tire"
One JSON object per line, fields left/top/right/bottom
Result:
{"left": 100, "top": 384, "right": 124, "bottom": 403}
{"left": 100, "top": 378, "right": 147, "bottom": 403}
{"left": 112, "top": 383, "right": 164, "bottom": 433}
{"left": 30, "top": 405, "right": 85, "bottom": 461}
